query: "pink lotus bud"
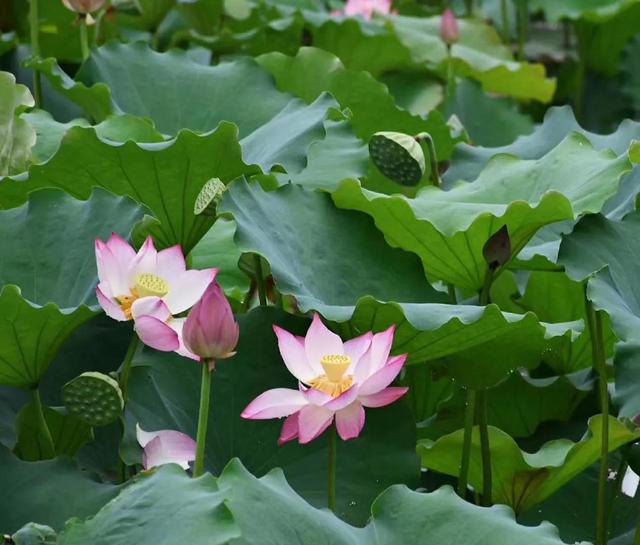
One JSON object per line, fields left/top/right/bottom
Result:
{"left": 440, "top": 8, "right": 459, "bottom": 45}
{"left": 62, "top": 0, "right": 106, "bottom": 14}
{"left": 183, "top": 282, "right": 239, "bottom": 368}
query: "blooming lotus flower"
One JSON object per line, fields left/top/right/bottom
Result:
{"left": 136, "top": 424, "right": 196, "bottom": 470}
{"left": 241, "top": 314, "right": 408, "bottom": 444}
{"left": 340, "top": 0, "right": 392, "bottom": 20}
{"left": 183, "top": 281, "right": 239, "bottom": 369}
{"left": 440, "top": 8, "right": 459, "bottom": 45}
{"left": 95, "top": 233, "right": 217, "bottom": 357}
{"left": 62, "top": 0, "right": 106, "bottom": 14}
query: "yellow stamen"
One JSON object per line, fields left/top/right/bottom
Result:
{"left": 309, "top": 354, "right": 353, "bottom": 397}
{"left": 115, "top": 288, "right": 139, "bottom": 320}
{"left": 135, "top": 273, "right": 169, "bottom": 298}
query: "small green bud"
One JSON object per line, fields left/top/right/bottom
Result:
{"left": 194, "top": 178, "right": 227, "bottom": 216}
{"left": 369, "top": 131, "right": 426, "bottom": 186}
{"left": 62, "top": 372, "right": 124, "bottom": 427}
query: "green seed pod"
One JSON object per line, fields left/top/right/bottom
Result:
{"left": 194, "top": 178, "right": 226, "bottom": 216}
{"left": 62, "top": 372, "right": 124, "bottom": 427}
{"left": 369, "top": 131, "right": 426, "bottom": 186}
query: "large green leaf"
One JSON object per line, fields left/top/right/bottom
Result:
{"left": 125, "top": 307, "right": 420, "bottom": 525}
{"left": 256, "top": 46, "right": 457, "bottom": 159}
{"left": 218, "top": 459, "right": 582, "bottom": 544}
{"left": 0, "top": 189, "right": 143, "bottom": 388}
{"left": 0, "top": 126, "right": 252, "bottom": 252}
{"left": 0, "top": 71, "right": 35, "bottom": 176}
{"left": 419, "top": 416, "right": 640, "bottom": 513}
{"left": 57, "top": 466, "right": 239, "bottom": 545}
{"left": 0, "top": 445, "right": 119, "bottom": 534}
{"left": 219, "top": 179, "right": 581, "bottom": 388}
{"left": 334, "top": 134, "right": 631, "bottom": 291}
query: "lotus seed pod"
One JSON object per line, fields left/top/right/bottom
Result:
{"left": 369, "top": 131, "right": 426, "bottom": 186}
{"left": 62, "top": 372, "right": 124, "bottom": 427}
{"left": 194, "top": 178, "right": 226, "bottom": 216}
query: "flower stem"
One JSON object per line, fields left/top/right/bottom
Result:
{"left": 254, "top": 254, "right": 268, "bottom": 307}
{"left": 445, "top": 45, "right": 455, "bottom": 104}
{"left": 477, "top": 389, "right": 492, "bottom": 506}
{"left": 606, "top": 445, "right": 630, "bottom": 533}
{"left": 328, "top": 425, "right": 337, "bottom": 511}
{"left": 193, "top": 361, "right": 213, "bottom": 478}
{"left": 586, "top": 294, "right": 609, "bottom": 545}
{"left": 119, "top": 334, "right": 139, "bottom": 402}
{"left": 416, "top": 132, "right": 441, "bottom": 187}
{"left": 79, "top": 15, "right": 90, "bottom": 61}
{"left": 465, "top": 0, "right": 474, "bottom": 16}
{"left": 516, "top": 0, "right": 528, "bottom": 61}
{"left": 457, "top": 388, "right": 476, "bottom": 498}
{"left": 32, "top": 387, "right": 55, "bottom": 458}
{"left": 29, "top": 0, "right": 43, "bottom": 108}
{"left": 500, "top": 0, "right": 509, "bottom": 42}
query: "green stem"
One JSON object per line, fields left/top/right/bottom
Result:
{"left": 465, "top": 0, "right": 474, "bottom": 16}
{"left": 193, "top": 361, "right": 213, "bottom": 478}
{"left": 29, "top": 0, "right": 43, "bottom": 108}
{"left": 516, "top": 0, "right": 528, "bottom": 61}
{"left": 500, "top": 0, "right": 509, "bottom": 42}
{"left": 586, "top": 294, "right": 609, "bottom": 545}
{"left": 635, "top": 519, "right": 640, "bottom": 545}
{"left": 574, "top": 26, "right": 587, "bottom": 123}
{"left": 32, "top": 387, "right": 55, "bottom": 458}
{"left": 457, "top": 388, "right": 477, "bottom": 498}
{"left": 445, "top": 45, "right": 455, "bottom": 103}
{"left": 447, "top": 283, "right": 457, "bottom": 304}
{"left": 417, "top": 132, "right": 441, "bottom": 187}
{"left": 479, "top": 268, "right": 494, "bottom": 306}
{"left": 79, "top": 15, "right": 90, "bottom": 61}
{"left": 328, "top": 425, "right": 337, "bottom": 511}
{"left": 606, "top": 445, "right": 629, "bottom": 534}
{"left": 119, "top": 334, "right": 139, "bottom": 402}
{"left": 254, "top": 255, "right": 268, "bottom": 306}
{"left": 477, "top": 389, "right": 492, "bottom": 506}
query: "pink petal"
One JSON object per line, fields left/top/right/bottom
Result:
{"left": 136, "top": 424, "right": 196, "bottom": 470}
{"left": 325, "top": 385, "right": 359, "bottom": 411}
{"left": 274, "top": 326, "right": 317, "bottom": 383}
{"left": 163, "top": 268, "right": 218, "bottom": 315}
{"left": 278, "top": 413, "right": 299, "bottom": 446}
{"left": 134, "top": 315, "right": 180, "bottom": 352}
{"left": 96, "top": 283, "right": 127, "bottom": 321}
{"left": 358, "top": 354, "right": 406, "bottom": 396}
{"left": 168, "top": 317, "right": 200, "bottom": 360}
{"left": 95, "top": 234, "right": 135, "bottom": 295}
{"left": 344, "top": 332, "right": 372, "bottom": 374}
{"left": 359, "top": 386, "right": 408, "bottom": 408}
{"left": 156, "top": 245, "right": 187, "bottom": 284}
{"left": 304, "top": 313, "right": 343, "bottom": 373}
{"left": 354, "top": 325, "right": 395, "bottom": 383}
{"left": 303, "top": 387, "right": 333, "bottom": 406}
{"left": 297, "top": 404, "right": 334, "bottom": 444}
{"left": 335, "top": 402, "right": 365, "bottom": 440}
{"left": 129, "top": 236, "right": 158, "bottom": 284}
{"left": 131, "top": 296, "right": 172, "bottom": 321}
{"left": 241, "top": 388, "right": 308, "bottom": 419}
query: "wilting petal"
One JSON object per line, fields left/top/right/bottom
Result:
{"left": 136, "top": 424, "right": 196, "bottom": 470}
{"left": 96, "top": 282, "right": 127, "bottom": 321}
{"left": 298, "top": 404, "right": 334, "bottom": 444}
{"left": 358, "top": 354, "right": 406, "bottom": 396}
{"left": 278, "top": 413, "right": 300, "bottom": 446}
{"left": 335, "top": 402, "right": 365, "bottom": 440}
{"left": 163, "top": 268, "right": 218, "bottom": 314}
{"left": 241, "top": 388, "right": 308, "bottom": 419}
{"left": 344, "top": 332, "right": 372, "bottom": 374}
{"left": 304, "top": 314, "right": 343, "bottom": 373}
{"left": 359, "top": 386, "right": 408, "bottom": 407}
{"left": 354, "top": 325, "right": 395, "bottom": 383}
{"left": 273, "top": 325, "right": 317, "bottom": 383}
{"left": 134, "top": 316, "right": 180, "bottom": 352}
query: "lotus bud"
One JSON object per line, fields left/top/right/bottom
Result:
{"left": 482, "top": 225, "right": 511, "bottom": 271}
{"left": 440, "top": 8, "right": 459, "bottom": 45}
{"left": 183, "top": 281, "right": 239, "bottom": 370}
{"left": 62, "top": 0, "right": 107, "bottom": 14}
{"left": 369, "top": 131, "right": 426, "bottom": 186}
{"left": 194, "top": 178, "right": 226, "bottom": 217}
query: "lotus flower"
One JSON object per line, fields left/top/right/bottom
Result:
{"left": 136, "top": 424, "right": 196, "bottom": 470}
{"left": 337, "top": 0, "right": 392, "bottom": 20}
{"left": 62, "top": 0, "right": 106, "bottom": 14}
{"left": 183, "top": 281, "right": 239, "bottom": 369}
{"left": 95, "top": 233, "right": 217, "bottom": 357}
{"left": 241, "top": 314, "right": 408, "bottom": 444}
{"left": 440, "top": 8, "right": 459, "bottom": 44}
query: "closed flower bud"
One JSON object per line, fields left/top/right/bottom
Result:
{"left": 440, "top": 8, "right": 459, "bottom": 45}
{"left": 183, "top": 282, "right": 239, "bottom": 369}
{"left": 62, "top": 0, "right": 106, "bottom": 14}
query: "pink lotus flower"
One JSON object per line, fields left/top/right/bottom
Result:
{"left": 62, "top": 0, "right": 106, "bottom": 14}
{"left": 95, "top": 233, "right": 217, "bottom": 357}
{"left": 241, "top": 314, "right": 408, "bottom": 444}
{"left": 440, "top": 8, "right": 459, "bottom": 44}
{"left": 338, "top": 0, "right": 392, "bottom": 20}
{"left": 136, "top": 424, "right": 197, "bottom": 470}
{"left": 183, "top": 282, "right": 239, "bottom": 369}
